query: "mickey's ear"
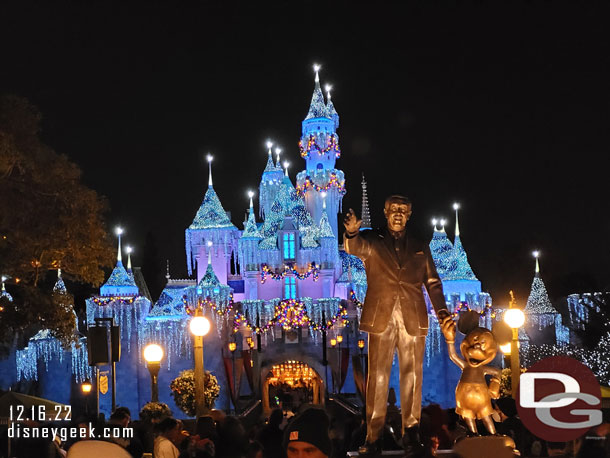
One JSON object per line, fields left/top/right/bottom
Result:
{"left": 457, "top": 310, "right": 481, "bottom": 335}
{"left": 492, "top": 320, "right": 512, "bottom": 345}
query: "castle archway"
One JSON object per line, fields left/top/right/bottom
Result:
{"left": 261, "top": 360, "right": 324, "bottom": 415}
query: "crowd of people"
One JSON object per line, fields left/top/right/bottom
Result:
{"left": 4, "top": 397, "right": 610, "bottom": 458}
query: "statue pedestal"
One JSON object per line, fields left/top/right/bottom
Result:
{"left": 346, "top": 437, "right": 517, "bottom": 458}
{"left": 347, "top": 450, "right": 457, "bottom": 457}
{"left": 452, "top": 436, "right": 517, "bottom": 458}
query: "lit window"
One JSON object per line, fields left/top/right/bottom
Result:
{"left": 283, "top": 233, "right": 295, "bottom": 260}
{"left": 284, "top": 277, "right": 296, "bottom": 299}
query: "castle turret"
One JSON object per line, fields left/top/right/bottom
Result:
{"left": 429, "top": 218, "right": 455, "bottom": 281}
{"left": 100, "top": 227, "right": 139, "bottom": 297}
{"left": 296, "top": 66, "right": 345, "bottom": 239}
{"left": 448, "top": 204, "right": 477, "bottom": 281}
{"left": 185, "top": 156, "right": 239, "bottom": 283}
{"left": 259, "top": 143, "right": 284, "bottom": 219}
{"left": 438, "top": 205, "right": 483, "bottom": 305}
{"left": 238, "top": 192, "right": 262, "bottom": 272}
{"left": 525, "top": 251, "right": 570, "bottom": 345}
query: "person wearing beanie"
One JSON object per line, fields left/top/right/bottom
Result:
{"left": 283, "top": 408, "right": 332, "bottom": 458}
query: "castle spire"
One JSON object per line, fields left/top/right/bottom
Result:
{"left": 126, "top": 246, "right": 133, "bottom": 271}
{"left": 326, "top": 84, "right": 339, "bottom": 128}
{"left": 264, "top": 142, "right": 275, "bottom": 172}
{"left": 361, "top": 174, "right": 372, "bottom": 230}
{"left": 450, "top": 204, "right": 478, "bottom": 281}
{"left": 207, "top": 154, "right": 213, "bottom": 187}
{"left": 429, "top": 218, "right": 456, "bottom": 279}
{"left": 115, "top": 227, "right": 123, "bottom": 263}
{"left": 101, "top": 227, "right": 138, "bottom": 295}
{"left": 305, "top": 64, "right": 328, "bottom": 120}
{"left": 533, "top": 250, "right": 541, "bottom": 277}
{"left": 525, "top": 250, "right": 556, "bottom": 315}
{"left": 242, "top": 191, "right": 262, "bottom": 239}
{"left": 453, "top": 202, "right": 460, "bottom": 236}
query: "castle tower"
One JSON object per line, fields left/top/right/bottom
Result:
{"left": 296, "top": 66, "right": 345, "bottom": 239}
{"left": 439, "top": 205, "right": 483, "bottom": 306}
{"left": 525, "top": 252, "right": 570, "bottom": 345}
{"left": 450, "top": 204, "right": 477, "bottom": 281}
{"left": 100, "top": 228, "right": 139, "bottom": 297}
{"left": 259, "top": 144, "right": 284, "bottom": 219}
{"left": 360, "top": 174, "right": 372, "bottom": 230}
{"left": 185, "top": 156, "right": 239, "bottom": 283}
{"left": 429, "top": 218, "right": 455, "bottom": 281}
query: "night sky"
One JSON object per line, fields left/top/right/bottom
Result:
{"left": 1, "top": 2, "right": 608, "bottom": 305}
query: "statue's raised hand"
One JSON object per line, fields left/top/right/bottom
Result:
{"left": 440, "top": 314, "right": 456, "bottom": 343}
{"left": 343, "top": 208, "right": 362, "bottom": 235}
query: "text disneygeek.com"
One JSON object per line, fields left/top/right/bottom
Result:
{"left": 8, "top": 423, "right": 134, "bottom": 442}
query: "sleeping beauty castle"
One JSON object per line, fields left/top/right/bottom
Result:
{"left": 2, "top": 68, "right": 571, "bottom": 418}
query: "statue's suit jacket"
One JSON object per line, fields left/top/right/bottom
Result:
{"left": 344, "top": 228, "right": 448, "bottom": 336}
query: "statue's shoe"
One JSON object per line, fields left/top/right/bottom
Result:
{"left": 402, "top": 427, "right": 425, "bottom": 457}
{"left": 358, "top": 441, "right": 381, "bottom": 456}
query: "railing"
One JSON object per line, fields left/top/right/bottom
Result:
{"left": 328, "top": 394, "right": 360, "bottom": 416}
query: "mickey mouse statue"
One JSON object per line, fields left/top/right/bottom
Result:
{"left": 440, "top": 310, "right": 503, "bottom": 436}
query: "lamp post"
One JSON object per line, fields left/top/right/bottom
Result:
{"left": 336, "top": 335, "right": 343, "bottom": 394}
{"left": 81, "top": 380, "right": 92, "bottom": 416}
{"left": 330, "top": 338, "right": 337, "bottom": 394}
{"left": 228, "top": 341, "right": 237, "bottom": 413}
{"left": 499, "top": 342, "right": 512, "bottom": 369}
{"left": 144, "top": 344, "right": 163, "bottom": 402}
{"left": 357, "top": 338, "right": 365, "bottom": 367}
{"left": 357, "top": 338, "right": 366, "bottom": 397}
{"left": 190, "top": 311, "right": 211, "bottom": 417}
{"left": 504, "top": 292, "right": 525, "bottom": 399}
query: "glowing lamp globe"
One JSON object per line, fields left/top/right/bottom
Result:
{"left": 499, "top": 342, "right": 512, "bottom": 355}
{"left": 228, "top": 342, "right": 237, "bottom": 352}
{"left": 143, "top": 344, "right": 164, "bottom": 363}
{"left": 336, "top": 335, "right": 343, "bottom": 344}
{"left": 190, "top": 316, "right": 211, "bottom": 337}
{"left": 357, "top": 339, "right": 365, "bottom": 349}
{"left": 504, "top": 308, "right": 525, "bottom": 329}
{"left": 330, "top": 338, "right": 337, "bottom": 347}
{"left": 81, "top": 380, "right": 92, "bottom": 394}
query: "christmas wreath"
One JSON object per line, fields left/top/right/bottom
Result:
{"left": 170, "top": 369, "right": 220, "bottom": 417}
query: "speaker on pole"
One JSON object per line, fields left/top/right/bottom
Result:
{"left": 87, "top": 326, "right": 109, "bottom": 366}
{"left": 110, "top": 325, "right": 121, "bottom": 362}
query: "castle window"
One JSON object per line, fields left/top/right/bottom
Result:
{"left": 284, "top": 276, "right": 296, "bottom": 299}
{"left": 283, "top": 233, "right": 295, "bottom": 261}
{"left": 317, "top": 163, "right": 323, "bottom": 170}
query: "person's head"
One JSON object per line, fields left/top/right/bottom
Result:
{"left": 246, "top": 440, "right": 264, "bottom": 458}
{"left": 110, "top": 406, "right": 131, "bottom": 427}
{"left": 216, "top": 415, "right": 248, "bottom": 455}
{"left": 383, "top": 195, "right": 412, "bottom": 232}
{"left": 157, "top": 417, "right": 183, "bottom": 444}
{"left": 283, "top": 408, "right": 332, "bottom": 458}
{"left": 196, "top": 415, "right": 216, "bottom": 439}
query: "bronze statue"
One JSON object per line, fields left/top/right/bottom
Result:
{"left": 440, "top": 312, "right": 502, "bottom": 435}
{"left": 343, "top": 196, "right": 454, "bottom": 455}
